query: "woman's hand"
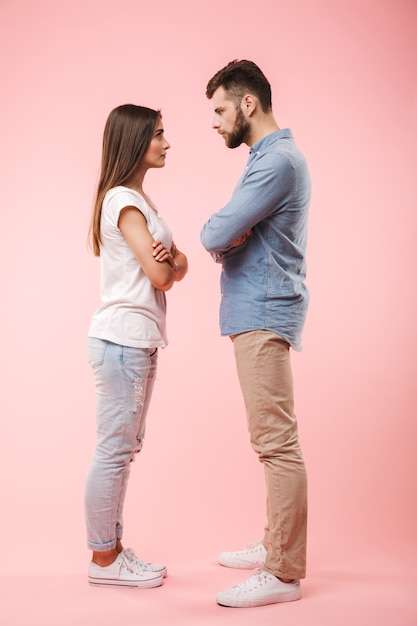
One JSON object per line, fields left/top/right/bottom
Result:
{"left": 170, "top": 241, "right": 178, "bottom": 259}
{"left": 118, "top": 207, "right": 176, "bottom": 291}
{"left": 160, "top": 240, "right": 188, "bottom": 281}
{"left": 152, "top": 240, "right": 176, "bottom": 269}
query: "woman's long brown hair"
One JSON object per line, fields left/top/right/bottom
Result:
{"left": 89, "top": 104, "right": 160, "bottom": 256}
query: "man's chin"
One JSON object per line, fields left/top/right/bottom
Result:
{"left": 226, "top": 136, "right": 242, "bottom": 149}
{"left": 227, "top": 141, "right": 242, "bottom": 149}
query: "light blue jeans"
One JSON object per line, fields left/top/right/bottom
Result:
{"left": 85, "top": 338, "right": 158, "bottom": 552}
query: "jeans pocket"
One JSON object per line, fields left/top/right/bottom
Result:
{"left": 87, "top": 338, "right": 108, "bottom": 368}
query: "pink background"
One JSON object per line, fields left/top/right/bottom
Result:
{"left": 0, "top": 0, "right": 416, "bottom": 624}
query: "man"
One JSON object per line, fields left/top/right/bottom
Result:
{"left": 200, "top": 60, "right": 310, "bottom": 608}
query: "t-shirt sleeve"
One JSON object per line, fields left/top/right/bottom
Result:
{"left": 103, "top": 189, "right": 150, "bottom": 232}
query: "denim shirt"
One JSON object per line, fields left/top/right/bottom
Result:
{"left": 200, "top": 129, "right": 310, "bottom": 351}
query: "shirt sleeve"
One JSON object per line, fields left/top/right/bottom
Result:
{"left": 200, "top": 152, "right": 295, "bottom": 254}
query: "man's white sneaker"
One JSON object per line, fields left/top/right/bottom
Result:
{"left": 218, "top": 541, "right": 267, "bottom": 569}
{"left": 122, "top": 547, "right": 167, "bottom": 578}
{"left": 88, "top": 552, "right": 164, "bottom": 588}
{"left": 216, "top": 568, "right": 301, "bottom": 607}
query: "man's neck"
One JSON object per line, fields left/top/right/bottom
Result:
{"left": 247, "top": 116, "right": 280, "bottom": 147}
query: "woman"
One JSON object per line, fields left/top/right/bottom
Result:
{"left": 85, "top": 104, "right": 187, "bottom": 588}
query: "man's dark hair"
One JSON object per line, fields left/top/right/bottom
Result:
{"left": 206, "top": 60, "right": 272, "bottom": 113}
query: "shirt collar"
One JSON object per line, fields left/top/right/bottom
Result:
{"left": 249, "top": 128, "right": 293, "bottom": 155}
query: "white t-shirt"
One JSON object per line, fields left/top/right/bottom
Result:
{"left": 88, "top": 186, "right": 172, "bottom": 348}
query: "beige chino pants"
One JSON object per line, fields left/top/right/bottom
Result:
{"left": 232, "top": 330, "right": 307, "bottom": 580}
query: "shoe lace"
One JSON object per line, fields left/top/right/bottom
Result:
{"left": 122, "top": 548, "right": 149, "bottom": 570}
{"left": 119, "top": 551, "right": 146, "bottom": 575}
{"left": 246, "top": 541, "right": 264, "bottom": 554}
{"left": 236, "top": 569, "right": 270, "bottom": 591}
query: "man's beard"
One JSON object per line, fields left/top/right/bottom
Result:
{"left": 226, "top": 107, "right": 250, "bottom": 149}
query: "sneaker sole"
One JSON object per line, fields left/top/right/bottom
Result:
{"left": 88, "top": 575, "right": 163, "bottom": 589}
{"left": 218, "top": 556, "right": 265, "bottom": 569}
{"left": 217, "top": 589, "right": 301, "bottom": 607}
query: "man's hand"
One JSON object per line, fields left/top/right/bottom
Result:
{"left": 226, "top": 229, "right": 253, "bottom": 250}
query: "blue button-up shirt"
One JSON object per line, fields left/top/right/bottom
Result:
{"left": 200, "top": 129, "right": 310, "bottom": 351}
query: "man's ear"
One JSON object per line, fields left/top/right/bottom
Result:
{"left": 241, "top": 94, "right": 257, "bottom": 117}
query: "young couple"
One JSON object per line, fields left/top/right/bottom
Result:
{"left": 85, "top": 59, "right": 310, "bottom": 609}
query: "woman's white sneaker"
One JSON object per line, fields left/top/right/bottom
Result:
{"left": 122, "top": 547, "right": 167, "bottom": 578}
{"left": 218, "top": 541, "right": 267, "bottom": 569}
{"left": 88, "top": 552, "right": 164, "bottom": 588}
{"left": 216, "top": 569, "right": 301, "bottom": 607}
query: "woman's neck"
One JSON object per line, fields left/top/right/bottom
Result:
{"left": 126, "top": 168, "right": 146, "bottom": 194}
